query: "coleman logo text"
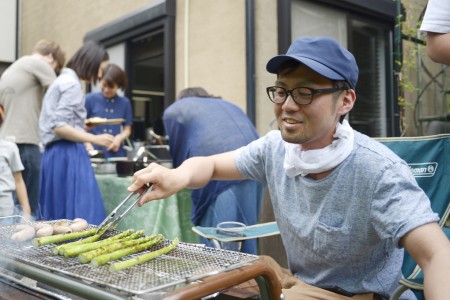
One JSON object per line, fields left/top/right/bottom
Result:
{"left": 408, "top": 162, "right": 438, "bottom": 177}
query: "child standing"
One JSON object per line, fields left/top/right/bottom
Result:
{"left": 85, "top": 63, "right": 133, "bottom": 158}
{"left": 0, "top": 105, "right": 31, "bottom": 224}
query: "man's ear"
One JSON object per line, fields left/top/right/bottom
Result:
{"left": 0, "top": 105, "right": 4, "bottom": 126}
{"left": 338, "top": 89, "right": 356, "bottom": 116}
{"left": 43, "top": 53, "right": 54, "bottom": 62}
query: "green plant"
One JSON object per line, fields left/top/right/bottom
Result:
{"left": 394, "top": 0, "right": 428, "bottom": 135}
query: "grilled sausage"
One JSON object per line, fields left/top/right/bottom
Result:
{"left": 35, "top": 223, "right": 54, "bottom": 237}
{"left": 11, "top": 225, "right": 36, "bottom": 241}
{"left": 15, "top": 224, "right": 33, "bottom": 232}
{"left": 53, "top": 221, "right": 72, "bottom": 234}
{"left": 69, "top": 218, "right": 89, "bottom": 232}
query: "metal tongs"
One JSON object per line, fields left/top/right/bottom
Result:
{"left": 96, "top": 184, "right": 152, "bottom": 236}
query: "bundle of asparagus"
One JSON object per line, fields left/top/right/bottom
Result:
{"left": 109, "top": 238, "right": 179, "bottom": 272}
{"left": 52, "top": 234, "right": 100, "bottom": 255}
{"left": 32, "top": 227, "right": 179, "bottom": 272}
{"left": 79, "top": 234, "right": 160, "bottom": 264}
{"left": 61, "top": 229, "right": 140, "bottom": 258}
{"left": 32, "top": 228, "right": 98, "bottom": 247}
{"left": 91, "top": 234, "right": 164, "bottom": 267}
{"left": 32, "top": 221, "right": 113, "bottom": 248}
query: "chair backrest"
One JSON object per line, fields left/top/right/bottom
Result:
{"left": 376, "top": 134, "right": 450, "bottom": 278}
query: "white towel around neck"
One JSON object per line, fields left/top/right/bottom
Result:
{"left": 284, "top": 119, "right": 354, "bottom": 177}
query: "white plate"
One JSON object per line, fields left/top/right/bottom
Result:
{"left": 85, "top": 118, "right": 125, "bottom": 125}
{"left": 91, "top": 158, "right": 105, "bottom": 163}
{"left": 107, "top": 157, "right": 129, "bottom": 162}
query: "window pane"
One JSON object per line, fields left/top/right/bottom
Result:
{"left": 129, "top": 30, "right": 166, "bottom": 139}
{"left": 291, "top": 0, "right": 391, "bottom": 137}
{"left": 348, "top": 19, "right": 387, "bottom": 137}
{"left": 291, "top": 0, "right": 347, "bottom": 45}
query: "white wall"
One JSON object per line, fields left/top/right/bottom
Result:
{"left": 0, "top": 0, "right": 17, "bottom": 62}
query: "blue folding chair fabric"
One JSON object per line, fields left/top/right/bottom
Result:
{"left": 376, "top": 134, "right": 450, "bottom": 300}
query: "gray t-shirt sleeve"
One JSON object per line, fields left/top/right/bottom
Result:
{"left": 234, "top": 131, "right": 281, "bottom": 186}
{"left": 370, "top": 160, "right": 439, "bottom": 248}
{"left": 7, "top": 142, "right": 24, "bottom": 173}
{"left": 32, "top": 58, "right": 56, "bottom": 87}
{"left": 0, "top": 140, "right": 24, "bottom": 193}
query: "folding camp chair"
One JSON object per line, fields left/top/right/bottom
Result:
{"left": 376, "top": 134, "right": 450, "bottom": 300}
{"left": 192, "top": 134, "right": 450, "bottom": 299}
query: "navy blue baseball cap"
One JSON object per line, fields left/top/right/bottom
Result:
{"left": 266, "top": 36, "right": 359, "bottom": 89}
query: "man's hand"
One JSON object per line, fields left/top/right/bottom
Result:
{"left": 128, "top": 163, "right": 188, "bottom": 206}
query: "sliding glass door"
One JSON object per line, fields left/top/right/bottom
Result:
{"left": 291, "top": 0, "right": 394, "bottom": 137}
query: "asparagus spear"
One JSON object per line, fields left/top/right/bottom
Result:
{"left": 52, "top": 234, "right": 100, "bottom": 255}
{"left": 78, "top": 234, "right": 159, "bottom": 263}
{"left": 57, "top": 229, "right": 139, "bottom": 256}
{"left": 91, "top": 234, "right": 165, "bottom": 267}
{"left": 54, "top": 225, "right": 110, "bottom": 255}
{"left": 62, "top": 229, "right": 138, "bottom": 258}
{"left": 32, "top": 228, "right": 97, "bottom": 247}
{"left": 109, "top": 238, "right": 179, "bottom": 273}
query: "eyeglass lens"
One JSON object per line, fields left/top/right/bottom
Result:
{"left": 268, "top": 87, "right": 313, "bottom": 105}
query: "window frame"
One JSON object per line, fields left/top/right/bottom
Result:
{"left": 84, "top": 0, "right": 176, "bottom": 109}
{"left": 277, "top": 0, "right": 399, "bottom": 136}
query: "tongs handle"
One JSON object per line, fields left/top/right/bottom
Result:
{"left": 96, "top": 184, "right": 152, "bottom": 234}
{"left": 116, "top": 184, "right": 152, "bottom": 220}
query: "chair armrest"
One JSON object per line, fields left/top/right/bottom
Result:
{"left": 164, "top": 260, "right": 282, "bottom": 300}
{"left": 192, "top": 222, "right": 280, "bottom": 242}
{"left": 399, "top": 278, "right": 424, "bottom": 291}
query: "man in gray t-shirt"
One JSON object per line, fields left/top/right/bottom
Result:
{"left": 127, "top": 37, "right": 450, "bottom": 300}
{"left": 0, "top": 39, "right": 65, "bottom": 217}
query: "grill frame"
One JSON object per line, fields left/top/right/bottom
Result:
{"left": 0, "top": 221, "right": 259, "bottom": 298}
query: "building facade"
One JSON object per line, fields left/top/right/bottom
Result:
{"left": 2, "top": 0, "right": 447, "bottom": 139}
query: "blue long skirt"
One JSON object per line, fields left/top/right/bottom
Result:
{"left": 39, "top": 140, "right": 106, "bottom": 225}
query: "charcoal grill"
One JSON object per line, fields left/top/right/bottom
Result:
{"left": 0, "top": 221, "right": 281, "bottom": 299}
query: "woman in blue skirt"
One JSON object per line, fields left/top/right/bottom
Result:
{"left": 39, "top": 41, "right": 113, "bottom": 225}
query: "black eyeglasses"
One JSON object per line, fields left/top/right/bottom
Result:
{"left": 266, "top": 86, "right": 349, "bottom": 105}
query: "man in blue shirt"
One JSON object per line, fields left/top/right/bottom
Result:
{"left": 163, "top": 87, "right": 263, "bottom": 254}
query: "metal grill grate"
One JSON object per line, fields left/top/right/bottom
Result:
{"left": 0, "top": 222, "right": 258, "bottom": 296}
